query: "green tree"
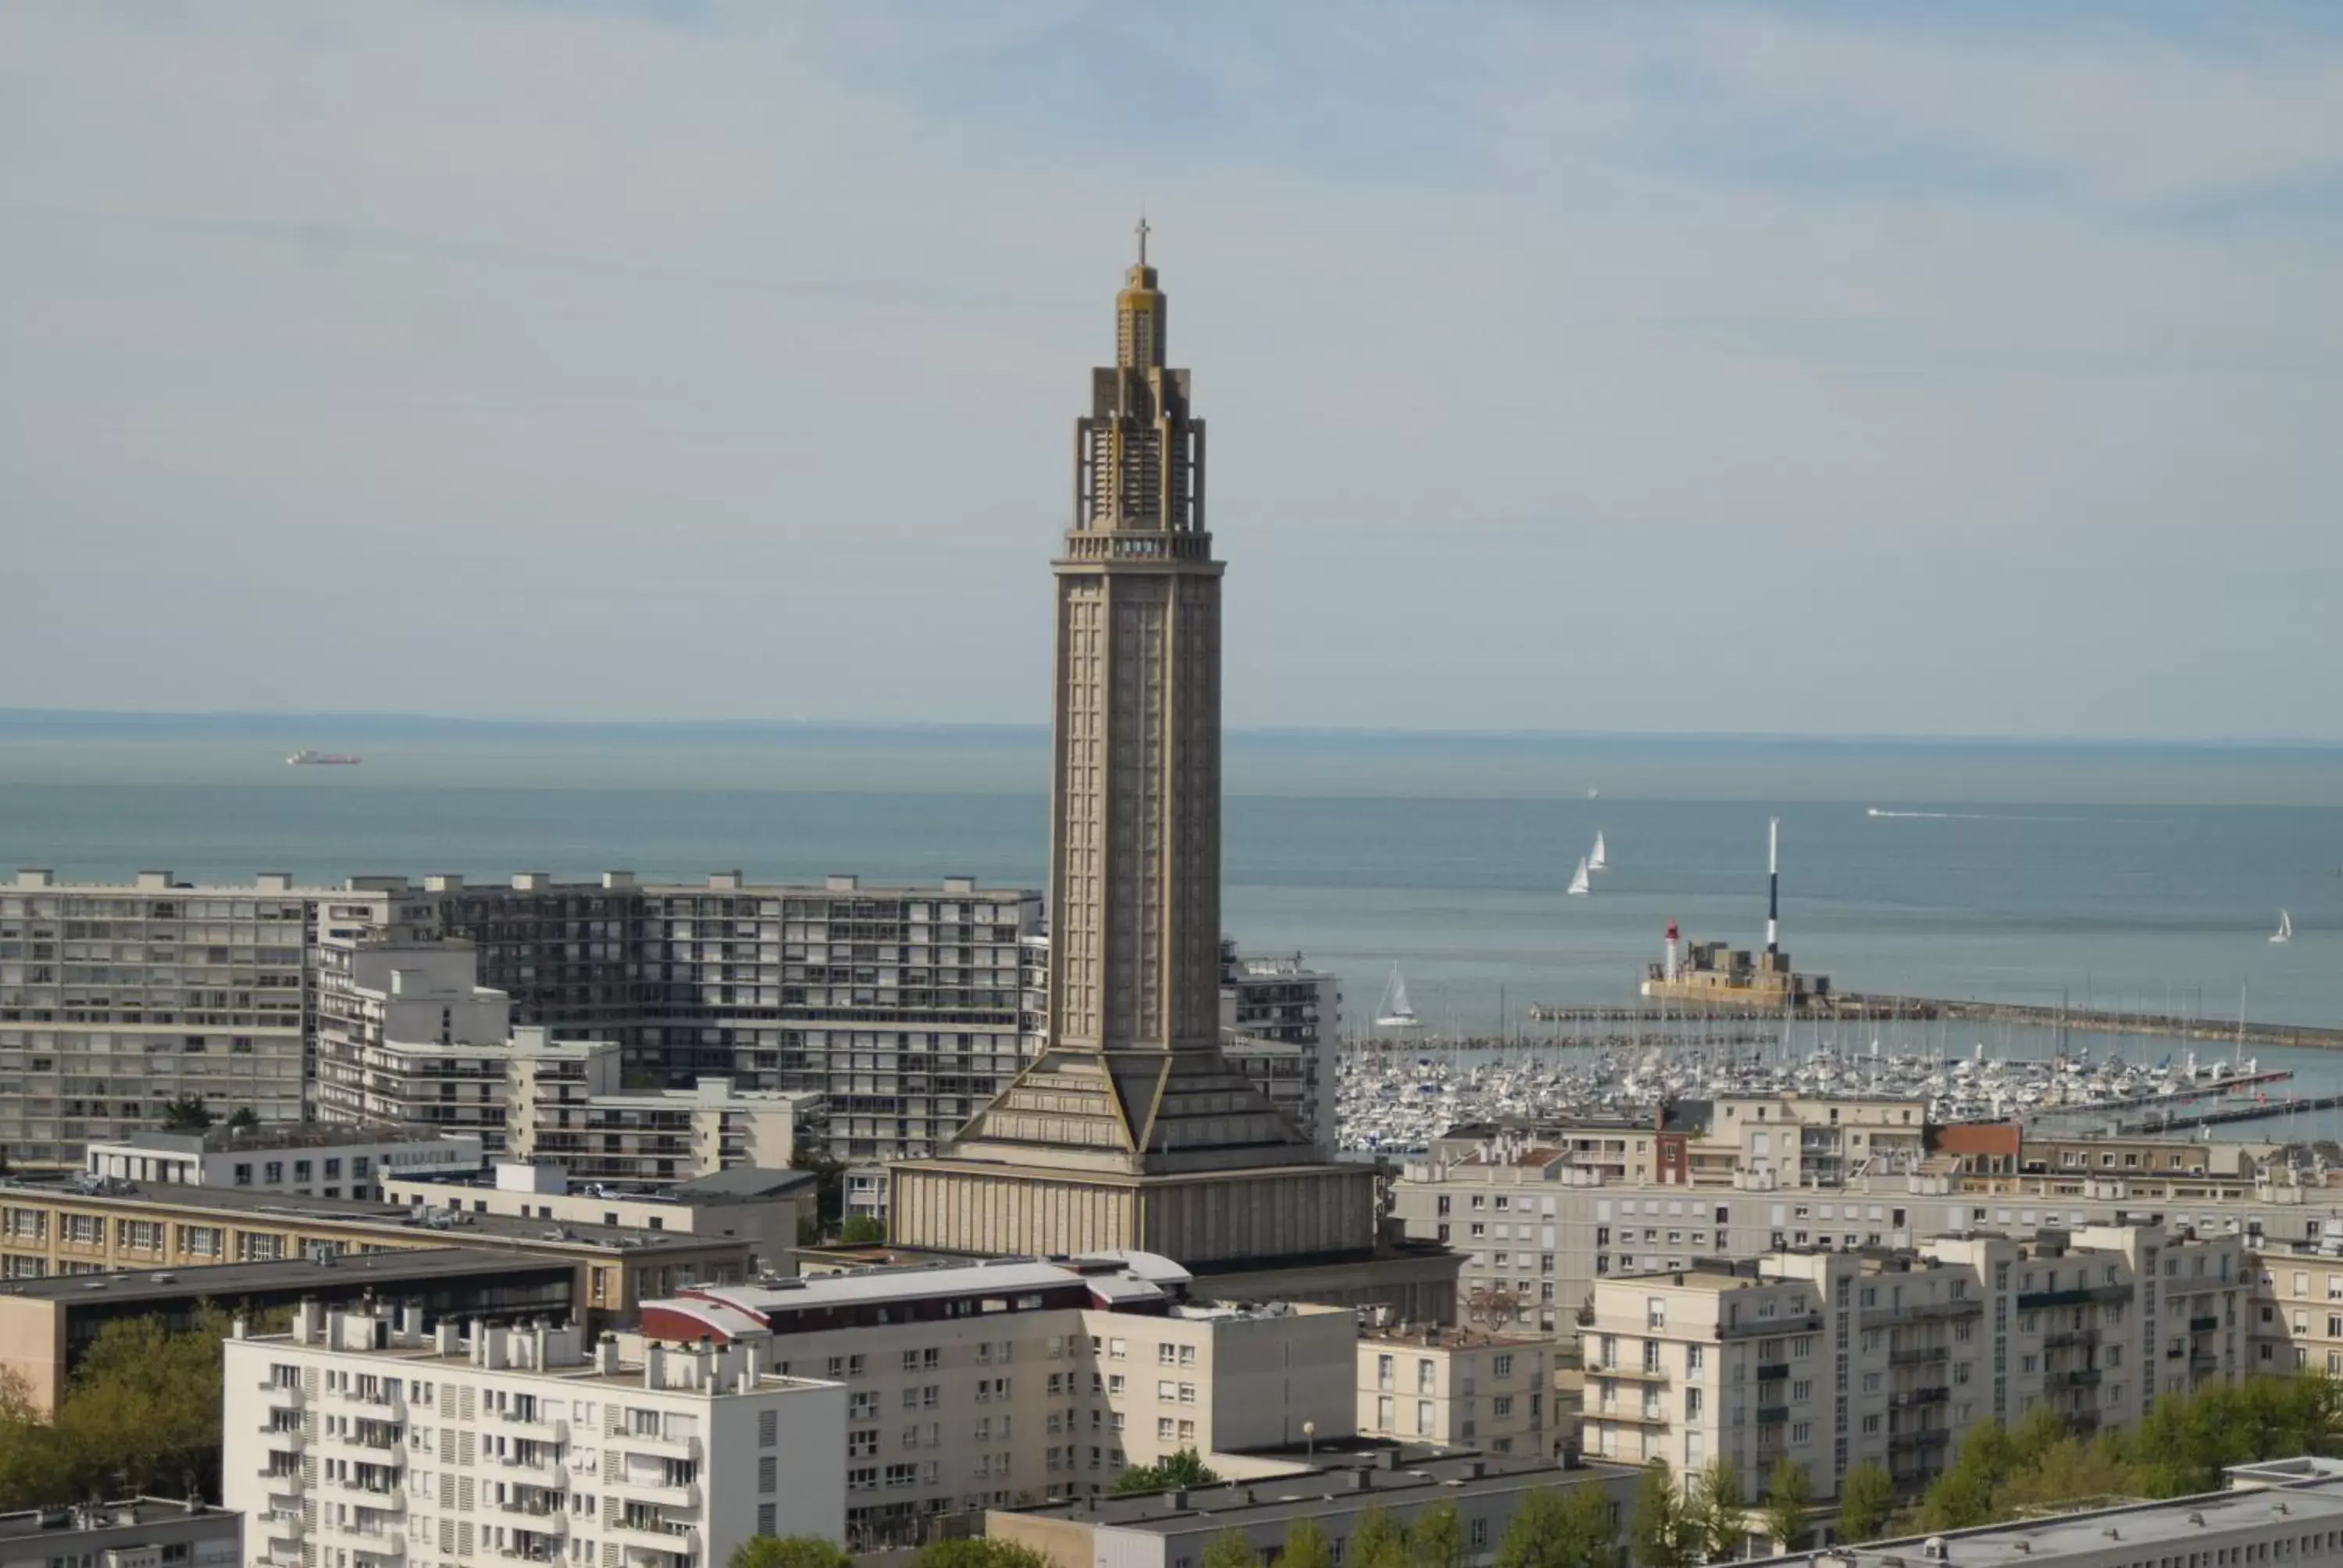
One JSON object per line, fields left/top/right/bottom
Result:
{"left": 729, "top": 1538, "right": 851, "bottom": 1568}
{"left": 1628, "top": 1461, "right": 1693, "bottom": 1568}
{"left": 159, "top": 1095, "right": 213, "bottom": 1131}
{"left": 909, "top": 1541, "right": 1054, "bottom": 1568}
{"left": 1758, "top": 1458, "right": 1810, "bottom": 1556}
{"left": 1408, "top": 1498, "right": 1465, "bottom": 1568}
{"left": 837, "top": 1215, "right": 887, "bottom": 1245}
{"left": 225, "top": 1106, "right": 260, "bottom": 1131}
{"left": 1496, "top": 1484, "right": 1616, "bottom": 1568}
{"left": 790, "top": 1145, "right": 848, "bottom": 1230}
{"left": 1686, "top": 1458, "right": 1745, "bottom": 1563}
{"left": 1279, "top": 1519, "right": 1332, "bottom": 1568}
{"left": 1114, "top": 1449, "right": 1222, "bottom": 1496}
{"left": 1203, "top": 1529, "right": 1259, "bottom": 1568}
{"left": 1995, "top": 1434, "right": 2134, "bottom": 1515}
{"left": 1348, "top": 1506, "right": 1408, "bottom": 1568}
{"left": 1834, "top": 1463, "right": 1895, "bottom": 1545}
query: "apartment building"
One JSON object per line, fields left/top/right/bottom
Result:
{"left": 314, "top": 940, "right": 520, "bottom": 1146}
{"left": 506, "top": 1032, "right": 816, "bottom": 1185}
{"left": 0, "top": 869, "right": 373, "bottom": 1166}
{"left": 223, "top": 1301, "right": 847, "bottom": 1568}
{"left": 2248, "top": 1239, "right": 2343, "bottom": 1378}
{"left": 83, "top": 1124, "right": 483, "bottom": 1201}
{"left": 1218, "top": 943, "right": 1340, "bottom": 1157}
{"left": 1356, "top": 1327, "right": 1550, "bottom": 1455}
{"left": 384, "top": 1162, "right": 816, "bottom": 1274}
{"left": 990, "top": 1451, "right": 1640, "bottom": 1568}
{"left": 0, "top": 1176, "right": 751, "bottom": 1317}
{"left": 637, "top": 1253, "right": 1357, "bottom": 1545}
{"left": 1578, "top": 1224, "right": 2245, "bottom": 1497}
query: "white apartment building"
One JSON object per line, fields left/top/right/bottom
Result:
{"left": 1579, "top": 1224, "right": 2246, "bottom": 1498}
{"left": 314, "top": 941, "right": 519, "bottom": 1146}
{"left": 83, "top": 1125, "right": 483, "bottom": 1201}
{"left": 385, "top": 1161, "right": 818, "bottom": 1274}
{"left": 222, "top": 1300, "right": 846, "bottom": 1568}
{"left": 1356, "top": 1327, "right": 1550, "bottom": 1455}
{"left": 507, "top": 1034, "right": 815, "bottom": 1186}
{"left": 638, "top": 1253, "right": 1357, "bottom": 1547}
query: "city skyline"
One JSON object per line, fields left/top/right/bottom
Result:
{"left": 5, "top": 5, "right": 2342, "bottom": 739}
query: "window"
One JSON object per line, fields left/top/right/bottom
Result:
{"left": 1492, "top": 1353, "right": 1514, "bottom": 1377}
{"left": 759, "top": 1456, "right": 778, "bottom": 1491}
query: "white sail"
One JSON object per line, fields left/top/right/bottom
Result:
{"left": 1566, "top": 857, "right": 1592, "bottom": 896}
{"left": 1589, "top": 832, "right": 1608, "bottom": 873}
{"left": 1375, "top": 963, "right": 1419, "bottom": 1027}
{"left": 2272, "top": 910, "right": 2292, "bottom": 944}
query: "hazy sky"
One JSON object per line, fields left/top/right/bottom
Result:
{"left": 4, "top": 3, "right": 2341, "bottom": 739}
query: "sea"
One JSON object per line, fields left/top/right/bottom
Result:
{"left": 4, "top": 712, "right": 2341, "bottom": 1121}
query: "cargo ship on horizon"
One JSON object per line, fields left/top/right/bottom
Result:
{"left": 286, "top": 750, "right": 360, "bottom": 766}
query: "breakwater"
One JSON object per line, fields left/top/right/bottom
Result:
{"left": 1520, "top": 995, "right": 2343, "bottom": 1052}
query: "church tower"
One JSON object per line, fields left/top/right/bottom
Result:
{"left": 887, "top": 232, "right": 1385, "bottom": 1267}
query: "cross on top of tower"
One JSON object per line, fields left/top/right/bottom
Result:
{"left": 1135, "top": 214, "right": 1150, "bottom": 266}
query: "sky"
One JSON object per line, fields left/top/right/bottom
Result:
{"left": 3, "top": 2, "right": 2341, "bottom": 741}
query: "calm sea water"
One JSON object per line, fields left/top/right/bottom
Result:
{"left": 2, "top": 716, "right": 2339, "bottom": 1045}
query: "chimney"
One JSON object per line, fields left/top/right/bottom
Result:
{"left": 1168, "top": 1491, "right": 1189, "bottom": 1510}
{"left": 597, "top": 1333, "right": 622, "bottom": 1376}
{"left": 293, "top": 1298, "right": 322, "bottom": 1345}
{"left": 603, "top": 871, "right": 636, "bottom": 890}
{"left": 644, "top": 1342, "right": 666, "bottom": 1389}
{"left": 435, "top": 1320, "right": 460, "bottom": 1356}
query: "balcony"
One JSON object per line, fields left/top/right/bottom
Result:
{"left": 257, "top": 1378, "right": 307, "bottom": 1402}
{"left": 1888, "top": 1388, "right": 1950, "bottom": 1409}
{"left": 2043, "top": 1329, "right": 2099, "bottom": 1349}
{"left": 1903, "top": 1298, "right": 1984, "bottom": 1320}
{"left": 350, "top": 1534, "right": 405, "bottom": 1564}
{"left": 257, "top": 1511, "right": 305, "bottom": 1542}
{"left": 1595, "top": 1366, "right": 1671, "bottom": 1385}
{"left": 1594, "top": 1405, "right": 1671, "bottom": 1427}
{"left": 1719, "top": 1313, "right": 1823, "bottom": 1340}
{"left": 2188, "top": 1316, "right": 2220, "bottom": 1334}
{"left": 497, "top": 1451, "right": 569, "bottom": 1486}
{"left": 1756, "top": 1405, "right": 1790, "bottom": 1425}
{"left": 1756, "top": 1362, "right": 1791, "bottom": 1383}
{"left": 2017, "top": 1284, "right": 2131, "bottom": 1310}
{"left": 606, "top": 1522, "right": 703, "bottom": 1560}
{"left": 1889, "top": 1428, "right": 1950, "bottom": 1451}
{"left": 620, "top": 1431, "right": 703, "bottom": 1463}
{"left": 1888, "top": 1345, "right": 1949, "bottom": 1367}
{"left": 494, "top": 1409, "right": 571, "bottom": 1441}
{"left": 2048, "top": 1368, "right": 2103, "bottom": 1389}
{"left": 613, "top": 1475, "right": 704, "bottom": 1509}
{"left": 2191, "top": 1352, "right": 2222, "bottom": 1373}
{"left": 257, "top": 1420, "right": 306, "bottom": 1449}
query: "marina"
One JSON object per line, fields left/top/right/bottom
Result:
{"left": 1517, "top": 996, "right": 2343, "bottom": 1052}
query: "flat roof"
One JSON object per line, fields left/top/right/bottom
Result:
{"left": 0, "top": 1499, "right": 236, "bottom": 1541}
{"left": 691, "top": 1252, "right": 1193, "bottom": 1315}
{"left": 383, "top": 1167, "right": 816, "bottom": 1207}
{"left": 0, "top": 1177, "right": 732, "bottom": 1257}
{"left": 1006, "top": 1454, "right": 1635, "bottom": 1534}
{"left": 1748, "top": 1470, "right": 2343, "bottom": 1566}
{"left": 0, "top": 1246, "right": 570, "bottom": 1306}
{"left": 91, "top": 1125, "right": 477, "bottom": 1156}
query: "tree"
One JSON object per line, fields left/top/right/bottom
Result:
{"left": 225, "top": 1106, "right": 260, "bottom": 1132}
{"left": 729, "top": 1538, "right": 851, "bottom": 1568}
{"left": 1628, "top": 1461, "right": 1693, "bottom": 1568}
{"left": 790, "top": 1145, "right": 847, "bottom": 1230}
{"left": 837, "top": 1215, "right": 887, "bottom": 1245}
{"left": 1279, "top": 1519, "right": 1332, "bottom": 1568}
{"left": 1834, "top": 1463, "right": 1895, "bottom": 1545}
{"left": 159, "top": 1095, "right": 213, "bottom": 1131}
{"left": 1114, "top": 1449, "right": 1221, "bottom": 1496}
{"left": 1686, "top": 1458, "right": 1745, "bottom": 1563}
{"left": 1408, "top": 1498, "right": 1465, "bottom": 1568}
{"left": 1203, "top": 1529, "right": 1259, "bottom": 1568}
{"left": 1759, "top": 1458, "right": 1810, "bottom": 1556}
{"left": 910, "top": 1541, "right": 1054, "bottom": 1568}
{"left": 1496, "top": 1483, "right": 1616, "bottom": 1568}
{"left": 1348, "top": 1505, "right": 1408, "bottom": 1568}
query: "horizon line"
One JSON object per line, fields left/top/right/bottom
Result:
{"left": 1, "top": 704, "right": 2340, "bottom": 752}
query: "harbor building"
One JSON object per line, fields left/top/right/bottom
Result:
{"left": 80, "top": 1124, "right": 482, "bottom": 1200}
{"left": 384, "top": 1160, "right": 816, "bottom": 1274}
{"left": 0, "top": 1245, "right": 574, "bottom": 1414}
{"left": 886, "top": 238, "right": 1396, "bottom": 1284}
{"left": 635, "top": 1252, "right": 1356, "bottom": 1542}
{"left": 1746, "top": 1456, "right": 2343, "bottom": 1568}
{"left": 0, "top": 1498, "right": 240, "bottom": 1568}
{"left": 1356, "top": 1326, "right": 1552, "bottom": 1455}
{"left": 987, "top": 1450, "right": 1639, "bottom": 1568}
{"left": 1578, "top": 1224, "right": 2245, "bottom": 1495}
{"left": 222, "top": 1300, "right": 847, "bottom": 1567}
{"left": 0, "top": 1174, "right": 752, "bottom": 1317}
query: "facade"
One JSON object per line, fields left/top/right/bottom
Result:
{"left": 223, "top": 1301, "right": 847, "bottom": 1568}
{"left": 383, "top": 1162, "right": 817, "bottom": 1274}
{"left": 2249, "top": 1239, "right": 2343, "bottom": 1378}
{"left": 313, "top": 939, "right": 521, "bottom": 1147}
{"left": 83, "top": 1124, "right": 483, "bottom": 1200}
{"left": 0, "top": 868, "right": 370, "bottom": 1166}
{"left": 1356, "top": 1327, "right": 1551, "bottom": 1454}
{"left": 0, "top": 1499, "right": 239, "bottom": 1568}
{"left": 0, "top": 1245, "right": 574, "bottom": 1414}
{"left": 988, "top": 1451, "right": 1639, "bottom": 1568}
{"left": 1760, "top": 1457, "right": 2343, "bottom": 1568}
{"left": 1578, "top": 1224, "right": 2246, "bottom": 1496}
{"left": 1219, "top": 942, "right": 1341, "bottom": 1159}
{"left": 507, "top": 1035, "right": 816, "bottom": 1185}
{"left": 0, "top": 1175, "right": 751, "bottom": 1317}
{"left": 888, "top": 240, "right": 1386, "bottom": 1273}
{"left": 637, "top": 1252, "right": 1357, "bottom": 1542}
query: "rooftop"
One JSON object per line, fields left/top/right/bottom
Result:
{"left": 387, "top": 1164, "right": 817, "bottom": 1206}
{"left": 1358, "top": 1324, "right": 1546, "bottom": 1350}
{"left": 1750, "top": 1464, "right": 2343, "bottom": 1567}
{"left": 0, "top": 1175, "right": 733, "bottom": 1257}
{"left": 0, "top": 1245, "right": 569, "bottom": 1306}
{"left": 673, "top": 1251, "right": 1193, "bottom": 1320}
{"left": 1001, "top": 1452, "right": 1632, "bottom": 1534}
{"left": 0, "top": 1499, "right": 234, "bottom": 1542}
{"left": 89, "top": 1124, "right": 478, "bottom": 1156}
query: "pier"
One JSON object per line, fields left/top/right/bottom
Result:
{"left": 2113, "top": 1092, "right": 2343, "bottom": 1136}
{"left": 1522, "top": 995, "right": 2343, "bottom": 1053}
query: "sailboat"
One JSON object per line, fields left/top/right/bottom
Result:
{"left": 1566, "top": 857, "right": 1592, "bottom": 896}
{"left": 2271, "top": 910, "right": 2293, "bottom": 945}
{"left": 1589, "top": 832, "right": 1609, "bottom": 873}
{"left": 1375, "top": 964, "right": 1421, "bottom": 1028}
